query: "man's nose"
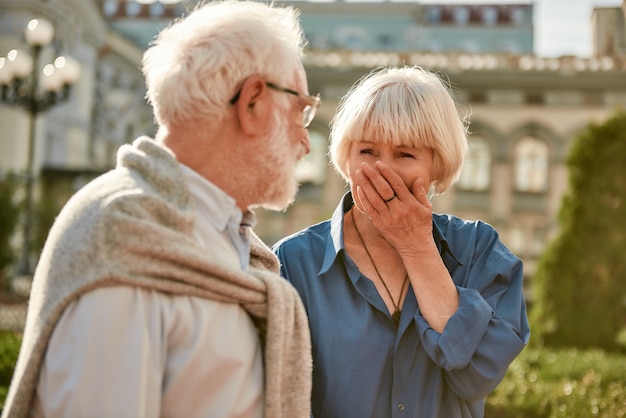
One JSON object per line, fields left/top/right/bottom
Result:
{"left": 301, "top": 131, "right": 311, "bottom": 155}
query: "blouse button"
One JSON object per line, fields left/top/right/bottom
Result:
{"left": 397, "top": 403, "right": 405, "bottom": 411}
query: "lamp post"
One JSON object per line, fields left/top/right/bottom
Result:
{"left": 0, "top": 18, "right": 81, "bottom": 281}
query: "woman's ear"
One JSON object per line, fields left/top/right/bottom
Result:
{"left": 235, "top": 75, "right": 272, "bottom": 136}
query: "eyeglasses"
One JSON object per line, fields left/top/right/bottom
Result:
{"left": 229, "top": 81, "right": 321, "bottom": 128}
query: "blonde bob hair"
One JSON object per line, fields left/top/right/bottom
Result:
{"left": 329, "top": 66, "right": 469, "bottom": 195}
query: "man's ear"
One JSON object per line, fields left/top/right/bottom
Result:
{"left": 235, "top": 75, "right": 272, "bottom": 136}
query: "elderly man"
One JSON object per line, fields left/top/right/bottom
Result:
{"left": 3, "top": 1, "right": 319, "bottom": 417}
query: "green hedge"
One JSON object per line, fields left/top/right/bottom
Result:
{"left": 0, "top": 173, "right": 21, "bottom": 285}
{"left": 0, "top": 331, "right": 20, "bottom": 406}
{"left": 0, "top": 332, "right": 625, "bottom": 416}
{"left": 486, "top": 346, "right": 626, "bottom": 417}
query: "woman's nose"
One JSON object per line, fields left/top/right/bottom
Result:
{"left": 376, "top": 154, "right": 394, "bottom": 167}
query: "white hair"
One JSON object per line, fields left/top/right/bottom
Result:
{"left": 329, "top": 66, "right": 469, "bottom": 194}
{"left": 142, "top": 0, "right": 306, "bottom": 128}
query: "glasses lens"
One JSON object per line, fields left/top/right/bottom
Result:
{"left": 302, "top": 97, "right": 319, "bottom": 128}
{"left": 302, "top": 105, "right": 313, "bottom": 128}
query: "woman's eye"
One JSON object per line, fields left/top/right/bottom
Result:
{"left": 359, "top": 149, "right": 374, "bottom": 155}
{"left": 401, "top": 152, "right": 415, "bottom": 159}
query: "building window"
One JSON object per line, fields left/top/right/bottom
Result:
{"left": 103, "top": 0, "right": 118, "bottom": 17}
{"left": 482, "top": 7, "right": 498, "bottom": 25}
{"left": 454, "top": 7, "right": 470, "bottom": 25}
{"left": 510, "top": 7, "right": 526, "bottom": 25}
{"left": 125, "top": 1, "right": 141, "bottom": 17}
{"left": 149, "top": 2, "right": 165, "bottom": 17}
{"left": 458, "top": 136, "right": 491, "bottom": 191}
{"left": 514, "top": 136, "right": 549, "bottom": 193}
{"left": 525, "top": 92, "right": 545, "bottom": 105}
{"left": 505, "top": 223, "right": 548, "bottom": 257}
{"left": 426, "top": 7, "right": 442, "bottom": 23}
{"left": 469, "top": 91, "right": 487, "bottom": 103}
{"left": 530, "top": 226, "right": 547, "bottom": 256}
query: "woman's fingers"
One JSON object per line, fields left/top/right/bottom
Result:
{"left": 373, "top": 161, "right": 412, "bottom": 201}
{"left": 411, "top": 177, "right": 432, "bottom": 210}
{"left": 358, "top": 162, "right": 397, "bottom": 206}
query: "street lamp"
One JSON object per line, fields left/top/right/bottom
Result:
{"left": 0, "top": 18, "right": 81, "bottom": 281}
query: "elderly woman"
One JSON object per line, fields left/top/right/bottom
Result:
{"left": 273, "top": 66, "right": 530, "bottom": 418}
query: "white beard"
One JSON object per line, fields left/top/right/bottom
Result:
{"left": 250, "top": 114, "right": 301, "bottom": 211}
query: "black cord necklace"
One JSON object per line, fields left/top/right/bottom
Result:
{"left": 351, "top": 209, "right": 408, "bottom": 327}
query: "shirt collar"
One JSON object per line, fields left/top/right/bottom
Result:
{"left": 432, "top": 217, "right": 463, "bottom": 266}
{"left": 319, "top": 192, "right": 461, "bottom": 276}
{"left": 240, "top": 210, "right": 257, "bottom": 229}
{"left": 179, "top": 163, "right": 251, "bottom": 232}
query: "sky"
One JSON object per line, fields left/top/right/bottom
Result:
{"left": 426, "top": 0, "right": 624, "bottom": 57}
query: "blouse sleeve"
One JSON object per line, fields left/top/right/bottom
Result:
{"left": 415, "top": 225, "right": 530, "bottom": 400}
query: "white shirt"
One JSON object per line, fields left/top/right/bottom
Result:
{"left": 33, "top": 165, "right": 264, "bottom": 418}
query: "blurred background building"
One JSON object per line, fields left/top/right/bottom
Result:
{"left": 0, "top": 0, "right": 625, "bottom": 308}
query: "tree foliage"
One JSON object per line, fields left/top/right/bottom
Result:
{"left": 0, "top": 174, "right": 21, "bottom": 288}
{"left": 532, "top": 109, "right": 626, "bottom": 352}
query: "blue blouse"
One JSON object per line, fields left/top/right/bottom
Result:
{"left": 272, "top": 193, "right": 530, "bottom": 418}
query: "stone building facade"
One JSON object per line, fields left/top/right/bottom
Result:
{"left": 251, "top": 2, "right": 626, "bottom": 303}
{"left": 1, "top": 0, "right": 625, "bottom": 302}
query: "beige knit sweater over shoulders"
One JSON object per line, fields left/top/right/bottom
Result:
{"left": 2, "top": 137, "right": 311, "bottom": 418}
